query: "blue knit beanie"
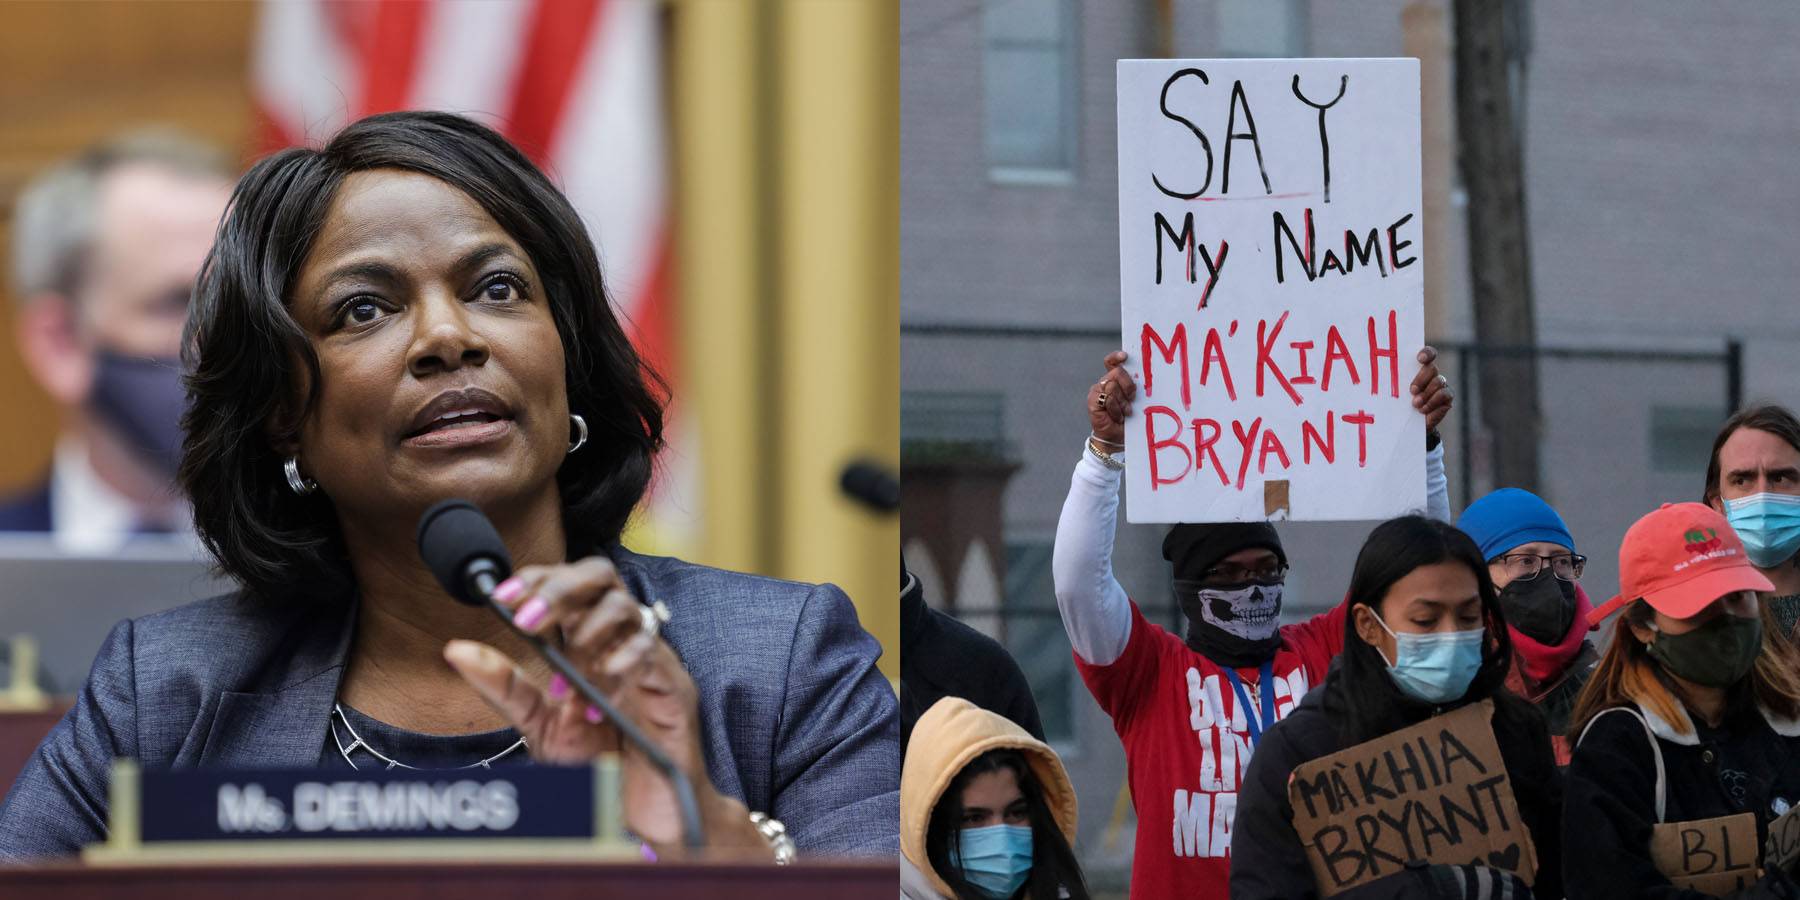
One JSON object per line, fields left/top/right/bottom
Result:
{"left": 1455, "top": 488, "right": 1576, "bottom": 562}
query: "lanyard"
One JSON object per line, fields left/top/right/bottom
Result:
{"left": 1223, "top": 661, "right": 1277, "bottom": 748}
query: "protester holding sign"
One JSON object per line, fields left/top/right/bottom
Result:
{"left": 1050, "top": 349, "right": 1451, "bottom": 898}
{"left": 1230, "top": 515, "right": 1562, "bottom": 899}
{"left": 901, "top": 697, "right": 1089, "bottom": 900}
{"left": 1457, "top": 488, "right": 1599, "bottom": 766}
{"left": 1702, "top": 405, "right": 1800, "bottom": 644}
{"left": 1565, "top": 502, "right": 1800, "bottom": 898}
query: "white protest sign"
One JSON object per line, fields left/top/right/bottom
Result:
{"left": 1116, "top": 59, "right": 1425, "bottom": 523}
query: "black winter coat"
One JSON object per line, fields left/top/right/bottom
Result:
{"left": 1230, "top": 663, "right": 1563, "bottom": 900}
{"left": 898, "top": 575, "right": 1044, "bottom": 754}
{"left": 1563, "top": 701, "right": 1800, "bottom": 900}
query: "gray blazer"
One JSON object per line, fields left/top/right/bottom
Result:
{"left": 0, "top": 548, "right": 899, "bottom": 859}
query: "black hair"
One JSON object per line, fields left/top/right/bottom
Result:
{"left": 924, "top": 749, "right": 1090, "bottom": 900}
{"left": 180, "top": 110, "right": 665, "bottom": 602}
{"left": 1328, "top": 515, "right": 1520, "bottom": 745}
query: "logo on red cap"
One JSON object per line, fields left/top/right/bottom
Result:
{"left": 1683, "top": 527, "right": 1722, "bottom": 555}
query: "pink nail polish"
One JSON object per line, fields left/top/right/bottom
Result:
{"left": 585, "top": 705, "right": 604, "bottom": 724}
{"left": 548, "top": 673, "right": 569, "bottom": 699}
{"left": 514, "top": 597, "right": 548, "bottom": 630}
{"left": 493, "top": 578, "right": 525, "bottom": 604}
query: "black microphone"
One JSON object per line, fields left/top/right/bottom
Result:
{"left": 839, "top": 460, "right": 899, "bottom": 513}
{"left": 417, "top": 499, "right": 706, "bottom": 850}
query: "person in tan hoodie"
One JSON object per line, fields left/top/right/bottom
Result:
{"left": 901, "top": 697, "right": 1088, "bottom": 900}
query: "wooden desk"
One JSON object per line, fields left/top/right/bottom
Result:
{"left": 0, "top": 701, "right": 69, "bottom": 793}
{"left": 0, "top": 858, "right": 898, "bottom": 899}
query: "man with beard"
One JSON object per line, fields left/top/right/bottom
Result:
{"left": 1457, "top": 487, "right": 1597, "bottom": 766}
{"left": 1050, "top": 348, "right": 1452, "bottom": 899}
{"left": 0, "top": 131, "right": 233, "bottom": 550}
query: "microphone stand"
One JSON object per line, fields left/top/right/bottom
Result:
{"left": 467, "top": 561, "right": 707, "bottom": 851}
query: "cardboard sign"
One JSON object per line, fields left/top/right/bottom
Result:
{"left": 1768, "top": 804, "right": 1800, "bottom": 874}
{"left": 1115, "top": 58, "right": 1425, "bottom": 523}
{"left": 1287, "top": 699, "right": 1536, "bottom": 896}
{"left": 1650, "top": 813, "right": 1758, "bottom": 895}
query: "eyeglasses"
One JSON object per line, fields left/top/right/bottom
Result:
{"left": 1495, "top": 552, "right": 1586, "bottom": 582}
{"left": 1195, "top": 563, "right": 1289, "bottom": 586}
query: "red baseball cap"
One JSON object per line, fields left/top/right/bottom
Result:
{"left": 1589, "top": 502, "right": 1775, "bottom": 624}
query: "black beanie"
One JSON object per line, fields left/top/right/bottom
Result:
{"left": 1162, "top": 522, "right": 1287, "bottom": 579}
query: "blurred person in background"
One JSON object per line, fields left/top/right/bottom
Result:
{"left": 1, "top": 130, "right": 234, "bottom": 549}
{"left": 902, "top": 697, "right": 1088, "bottom": 900}
{"left": 1566, "top": 502, "right": 1800, "bottom": 899}
{"left": 1457, "top": 487, "right": 1598, "bottom": 765}
{"left": 1051, "top": 347, "right": 1452, "bottom": 898}
{"left": 1703, "top": 404, "right": 1800, "bottom": 643}
{"left": 901, "top": 554, "right": 1044, "bottom": 753}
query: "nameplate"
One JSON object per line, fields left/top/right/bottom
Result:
{"left": 87, "top": 758, "right": 629, "bottom": 861}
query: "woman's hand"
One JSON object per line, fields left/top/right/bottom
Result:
{"left": 1410, "top": 346, "right": 1453, "bottom": 438}
{"left": 442, "top": 557, "right": 768, "bottom": 858}
{"left": 1088, "top": 351, "right": 1138, "bottom": 448}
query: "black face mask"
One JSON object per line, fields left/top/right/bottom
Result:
{"left": 87, "top": 349, "right": 189, "bottom": 480}
{"left": 1175, "top": 579, "right": 1285, "bottom": 668}
{"left": 1498, "top": 574, "right": 1576, "bottom": 645}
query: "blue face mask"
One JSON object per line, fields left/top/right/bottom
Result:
{"left": 1724, "top": 492, "right": 1800, "bottom": 568}
{"left": 1371, "top": 614, "right": 1485, "bottom": 704}
{"left": 950, "top": 824, "right": 1033, "bottom": 899}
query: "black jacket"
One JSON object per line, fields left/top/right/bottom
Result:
{"left": 1563, "top": 701, "right": 1800, "bottom": 899}
{"left": 899, "top": 574, "right": 1044, "bottom": 753}
{"left": 1231, "top": 662, "right": 1563, "bottom": 900}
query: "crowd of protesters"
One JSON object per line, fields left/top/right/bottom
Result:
{"left": 899, "top": 348, "right": 1800, "bottom": 899}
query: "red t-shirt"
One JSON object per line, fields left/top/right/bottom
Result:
{"left": 1076, "top": 598, "right": 1346, "bottom": 900}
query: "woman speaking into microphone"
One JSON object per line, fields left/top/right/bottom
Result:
{"left": 0, "top": 111, "right": 898, "bottom": 861}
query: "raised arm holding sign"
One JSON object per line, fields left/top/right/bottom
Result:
{"left": 1048, "top": 58, "right": 1458, "bottom": 900}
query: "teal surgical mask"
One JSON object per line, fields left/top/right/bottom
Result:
{"left": 1724, "top": 493, "right": 1800, "bottom": 568}
{"left": 1371, "top": 614, "right": 1485, "bottom": 704}
{"left": 951, "top": 824, "right": 1034, "bottom": 899}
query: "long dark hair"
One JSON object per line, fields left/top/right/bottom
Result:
{"left": 180, "top": 111, "right": 665, "bottom": 602}
{"left": 924, "top": 749, "right": 1089, "bottom": 900}
{"left": 1703, "top": 404, "right": 1800, "bottom": 507}
{"left": 1327, "top": 515, "right": 1522, "bottom": 745}
{"left": 1569, "top": 596, "right": 1800, "bottom": 740}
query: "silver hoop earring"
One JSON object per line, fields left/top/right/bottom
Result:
{"left": 567, "top": 414, "right": 588, "bottom": 455}
{"left": 283, "top": 457, "right": 318, "bottom": 495}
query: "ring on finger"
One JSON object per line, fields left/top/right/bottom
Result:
{"left": 638, "top": 600, "right": 672, "bottom": 641}
{"left": 1436, "top": 374, "right": 1448, "bottom": 388}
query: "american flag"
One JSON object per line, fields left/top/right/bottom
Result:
{"left": 250, "top": 0, "right": 695, "bottom": 552}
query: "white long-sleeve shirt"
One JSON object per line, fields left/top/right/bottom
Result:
{"left": 1051, "top": 441, "right": 1449, "bottom": 666}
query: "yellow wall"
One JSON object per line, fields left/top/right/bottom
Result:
{"left": 670, "top": 0, "right": 898, "bottom": 678}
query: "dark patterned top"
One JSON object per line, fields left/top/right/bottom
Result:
{"left": 321, "top": 704, "right": 529, "bottom": 771}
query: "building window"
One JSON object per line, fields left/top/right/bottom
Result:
{"left": 1005, "top": 539, "right": 1074, "bottom": 743}
{"left": 1215, "top": 0, "right": 1308, "bottom": 58}
{"left": 1651, "top": 406, "right": 1723, "bottom": 474}
{"left": 983, "top": 0, "right": 1078, "bottom": 183}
